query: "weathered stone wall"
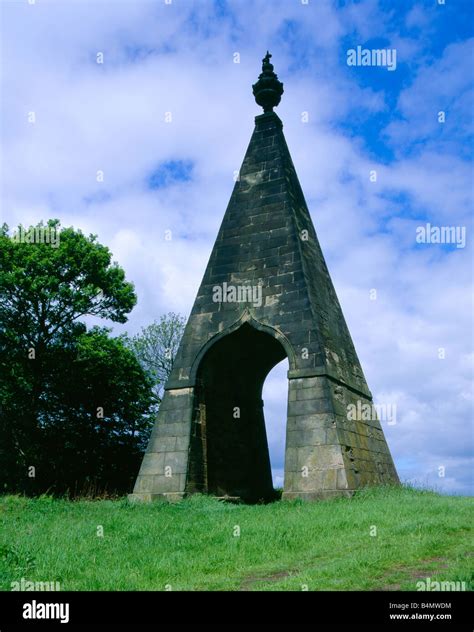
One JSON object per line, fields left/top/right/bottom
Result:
{"left": 283, "top": 376, "right": 398, "bottom": 500}
{"left": 283, "top": 376, "right": 347, "bottom": 500}
{"left": 330, "top": 382, "right": 399, "bottom": 489}
{"left": 131, "top": 387, "right": 193, "bottom": 501}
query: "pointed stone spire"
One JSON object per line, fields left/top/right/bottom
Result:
{"left": 252, "top": 51, "right": 284, "bottom": 113}
{"left": 129, "top": 54, "right": 399, "bottom": 503}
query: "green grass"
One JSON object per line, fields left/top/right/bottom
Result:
{"left": 0, "top": 486, "right": 472, "bottom": 591}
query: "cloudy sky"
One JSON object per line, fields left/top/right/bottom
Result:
{"left": 1, "top": 0, "right": 472, "bottom": 494}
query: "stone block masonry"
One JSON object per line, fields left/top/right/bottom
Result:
{"left": 129, "top": 53, "right": 399, "bottom": 503}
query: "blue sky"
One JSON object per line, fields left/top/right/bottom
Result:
{"left": 1, "top": 0, "right": 473, "bottom": 495}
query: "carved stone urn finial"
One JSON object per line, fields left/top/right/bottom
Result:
{"left": 252, "top": 51, "right": 284, "bottom": 113}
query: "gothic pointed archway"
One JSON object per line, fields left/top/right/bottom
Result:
{"left": 186, "top": 322, "right": 287, "bottom": 503}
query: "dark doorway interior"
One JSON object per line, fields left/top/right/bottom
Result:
{"left": 186, "top": 323, "right": 287, "bottom": 503}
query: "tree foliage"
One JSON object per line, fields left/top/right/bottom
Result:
{"left": 0, "top": 221, "right": 154, "bottom": 495}
{"left": 125, "top": 312, "right": 186, "bottom": 404}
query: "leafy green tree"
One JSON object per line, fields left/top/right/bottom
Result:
{"left": 0, "top": 220, "right": 154, "bottom": 495}
{"left": 125, "top": 312, "right": 186, "bottom": 403}
{"left": 34, "top": 327, "right": 154, "bottom": 494}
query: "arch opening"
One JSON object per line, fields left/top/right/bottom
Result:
{"left": 262, "top": 357, "right": 290, "bottom": 491}
{"left": 186, "top": 323, "right": 288, "bottom": 503}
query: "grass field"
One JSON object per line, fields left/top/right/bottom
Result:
{"left": 0, "top": 486, "right": 472, "bottom": 591}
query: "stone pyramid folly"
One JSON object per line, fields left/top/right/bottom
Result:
{"left": 130, "top": 52, "right": 399, "bottom": 503}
